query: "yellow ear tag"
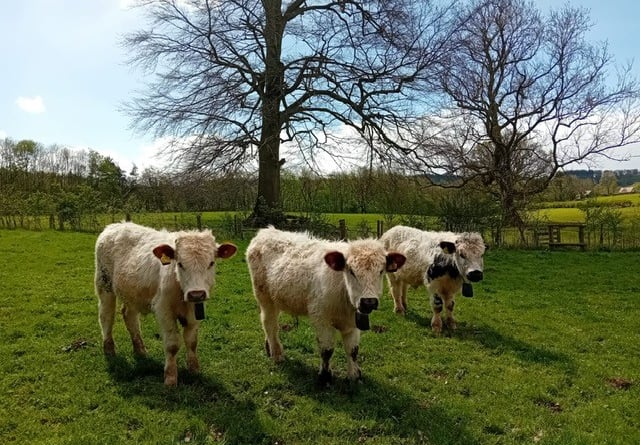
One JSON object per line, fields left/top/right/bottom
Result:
{"left": 160, "top": 253, "right": 172, "bottom": 265}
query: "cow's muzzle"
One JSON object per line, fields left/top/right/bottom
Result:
{"left": 358, "top": 298, "right": 379, "bottom": 314}
{"left": 186, "top": 290, "right": 208, "bottom": 302}
{"left": 466, "top": 270, "right": 483, "bottom": 282}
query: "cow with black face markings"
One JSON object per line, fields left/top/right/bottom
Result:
{"left": 380, "top": 225, "right": 486, "bottom": 333}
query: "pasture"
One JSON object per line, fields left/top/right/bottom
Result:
{"left": 0, "top": 229, "right": 638, "bottom": 444}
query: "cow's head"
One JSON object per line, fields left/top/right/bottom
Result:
{"left": 439, "top": 232, "right": 486, "bottom": 283}
{"left": 152, "top": 231, "right": 237, "bottom": 302}
{"left": 324, "top": 239, "right": 405, "bottom": 329}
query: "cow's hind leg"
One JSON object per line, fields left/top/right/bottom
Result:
{"left": 315, "top": 323, "right": 336, "bottom": 386}
{"left": 388, "top": 275, "right": 406, "bottom": 315}
{"left": 400, "top": 283, "right": 409, "bottom": 313}
{"left": 341, "top": 327, "right": 362, "bottom": 381}
{"left": 121, "top": 304, "right": 147, "bottom": 356}
{"left": 430, "top": 293, "right": 444, "bottom": 334}
{"left": 96, "top": 268, "right": 116, "bottom": 355}
{"left": 260, "top": 303, "right": 284, "bottom": 362}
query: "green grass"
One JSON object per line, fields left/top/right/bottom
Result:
{"left": 1, "top": 229, "right": 638, "bottom": 444}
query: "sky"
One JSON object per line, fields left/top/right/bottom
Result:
{"left": 1, "top": 0, "right": 639, "bottom": 174}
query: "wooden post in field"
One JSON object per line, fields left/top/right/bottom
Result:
{"left": 376, "top": 220, "right": 383, "bottom": 238}
{"left": 196, "top": 213, "right": 202, "bottom": 230}
{"left": 339, "top": 219, "right": 346, "bottom": 240}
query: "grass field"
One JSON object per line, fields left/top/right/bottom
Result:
{"left": 1, "top": 229, "right": 638, "bottom": 444}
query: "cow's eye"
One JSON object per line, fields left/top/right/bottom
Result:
{"left": 208, "top": 261, "right": 214, "bottom": 269}
{"left": 459, "top": 253, "right": 467, "bottom": 260}
{"left": 349, "top": 269, "right": 356, "bottom": 278}
{"left": 178, "top": 262, "right": 184, "bottom": 269}
{"left": 380, "top": 269, "right": 384, "bottom": 275}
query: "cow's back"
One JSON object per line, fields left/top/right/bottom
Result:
{"left": 96, "top": 222, "right": 170, "bottom": 309}
{"left": 381, "top": 226, "right": 443, "bottom": 287}
{"left": 246, "top": 227, "right": 344, "bottom": 315}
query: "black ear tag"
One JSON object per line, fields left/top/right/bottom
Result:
{"left": 462, "top": 282, "right": 473, "bottom": 298}
{"left": 194, "top": 302, "right": 205, "bottom": 320}
{"left": 355, "top": 312, "right": 370, "bottom": 330}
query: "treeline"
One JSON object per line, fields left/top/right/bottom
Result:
{"left": 2, "top": 138, "right": 636, "bottom": 245}
{"left": 1, "top": 138, "right": 503, "bottom": 233}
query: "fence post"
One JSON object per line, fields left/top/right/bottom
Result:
{"left": 376, "top": 220, "right": 383, "bottom": 238}
{"left": 196, "top": 213, "right": 202, "bottom": 230}
{"left": 339, "top": 219, "right": 347, "bottom": 240}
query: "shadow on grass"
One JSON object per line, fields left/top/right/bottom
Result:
{"left": 277, "top": 357, "right": 481, "bottom": 445}
{"left": 404, "top": 311, "right": 576, "bottom": 374}
{"left": 454, "top": 322, "right": 576, "bottom": 373}
{"left": 104, "top": 354, "right": 274, "bottom": 445}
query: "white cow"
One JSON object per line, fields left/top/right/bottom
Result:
{"left": 246, "top": 226, "right": 406, "bottom": 384}
{"left": 94, "top": 222, "right": 237, "bottom": 385}
{"left": 380, "top": 225, "right": 486, "bottom": 333}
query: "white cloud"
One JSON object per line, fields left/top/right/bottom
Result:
{"left": 16, "top": 96, "right": 46, "bottom": 114}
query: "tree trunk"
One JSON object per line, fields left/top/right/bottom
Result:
{"left": 251, "top": 0, "right": 285, "bottom": 225}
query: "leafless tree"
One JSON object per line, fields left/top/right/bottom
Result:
{"left": 401, "top": 0, "right": 640, "bottom": 242}
{"left": 123, "top": 0, "right": 454, "bottom": 223}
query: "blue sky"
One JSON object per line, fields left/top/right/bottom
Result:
{"left": 1, "top": 0, "right": 639, "bottom": 172}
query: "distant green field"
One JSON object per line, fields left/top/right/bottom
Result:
{"left": 1, "top": 229, "right": 638, "bottom": 444}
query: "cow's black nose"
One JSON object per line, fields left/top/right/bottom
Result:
{"left": 466, "top": 270, "right": 483, "bottom": 282}
{"left": 359, "top": 298, "right": 379, "bottom": 314}
{"left": 187, "top": 290, "right": 207, "bottom": 302}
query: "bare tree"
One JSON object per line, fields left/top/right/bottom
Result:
{"left": 402, "top": 0, "right": 640, "bottom": 242}
{"left": 122, "top": 0, "right": 454, "bottom": 223}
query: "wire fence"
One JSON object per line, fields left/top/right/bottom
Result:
{"left": 1, "top": 210, "right": 640, "bottom": 250}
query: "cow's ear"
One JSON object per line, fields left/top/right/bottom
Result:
{"left": 217, "top": 243, "right": 237, "bottom": 259}
{"left": 439, "top": 241, "right": 456, "bottom": 254}
{"left": 153, "top": 244, "right": 175, "bottom": 265}
{"left": 386, "top": 252, "right": 406, "bottom": 272}
{"left": 324, "top": 251, "right": 346, "bottom": 271}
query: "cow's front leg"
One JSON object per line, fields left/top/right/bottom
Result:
{"left": 341, "top": 328, "right": 362, "bottom": 381}
{"left": 444, "top": 297, "right": 457, "bottom": 331}
{"left": 315, "top": 324, "right": 335, "bottom": 386}
{"left": 156, "top": 313, "right": 181, "bottom": 386}
{"left": 430, "top": 294, "right": 444, "bottom": 334}
{"left": 182, "top": 319, "right": 200, "bottom": 374}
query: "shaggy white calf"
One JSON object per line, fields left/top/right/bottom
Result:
{"left": 380, "top": 225, "right": 486, "bottom": 333}
{"left": 246, "top": 226, "right": 405, "bottom": 384}
{"left": 95, "top": 222, "right": 237, "bottom": 385}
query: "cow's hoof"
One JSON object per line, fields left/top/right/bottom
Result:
{"left": 103, "top": 339, "right": 116, "bottom": 356}
{"left": 318, "top": 369, "right": 333, "bottom": 387}
{"left": 394, "top": 307, "right": 406, "bottom": 316}
{"left": 187, "top": 360, "right": 200, "bottom": 374}
{"left": 164, "top": 376, "right": 178, "bottom": 386}
{"left": 348, "top": 368, "right": 362, "bottom": 382}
